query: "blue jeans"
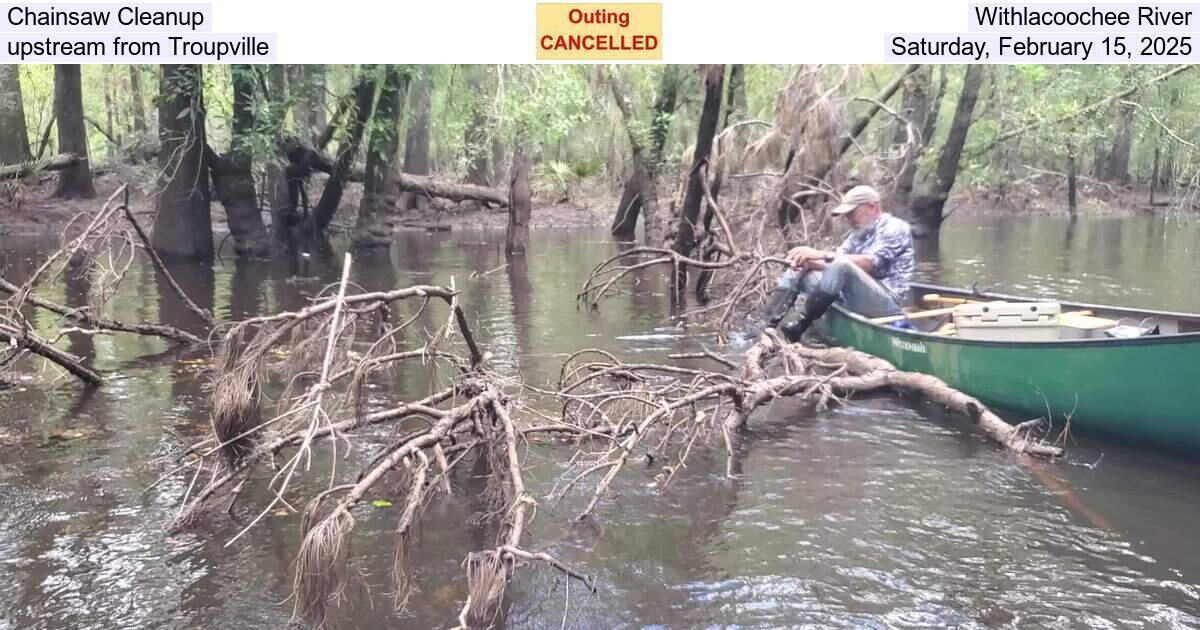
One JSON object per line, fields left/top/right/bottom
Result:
{"left": 776, "top": 259, "right": 902, "bottom": 319}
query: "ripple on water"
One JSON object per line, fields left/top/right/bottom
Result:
{"left": 2, "top": 224, "right": 1200, "bottom": 628}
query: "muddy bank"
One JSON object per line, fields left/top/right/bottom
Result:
{"left": 0, "top": 172, "right": 616, "bottom": 241}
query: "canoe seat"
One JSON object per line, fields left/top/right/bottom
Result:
{"left": 1060, "top": 311, "right": 1116, "bottom": 330}
{"left": 932, "top": 323, "right": 956, "bottom": 336}
{"left": 1059, "top": 311, "right": 1117, "bottom": 339}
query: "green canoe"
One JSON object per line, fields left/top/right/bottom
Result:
{"left": 818, "top": 282, "right": 1200, "bottom": 454}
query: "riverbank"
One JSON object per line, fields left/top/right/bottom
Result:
{"left": 6, "top": 170, "right": 1197, "bottom": 245}
{"left": 0, "top": 171, "right": 615, "bottom": 239}
{"left": 954, "top": 176, "right": 1194, "bottom": 217}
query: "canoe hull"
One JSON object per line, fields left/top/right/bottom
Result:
{"left": 822, "top": 305, "right": 1200, "bottom": 454}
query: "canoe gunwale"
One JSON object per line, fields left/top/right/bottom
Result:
{"left": 827, "top": 282, "right": 1200, "bottom": 350}
{"left": 912, "top": 281, "right": 1200, "bottom": 323}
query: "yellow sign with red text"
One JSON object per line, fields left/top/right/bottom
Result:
{"left": 537, "top": 3, "right": 662, "bottom": 60}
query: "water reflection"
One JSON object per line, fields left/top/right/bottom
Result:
{"left": 920, "top": 213, "right": 1200, "bottom": 312}
{"left": 0, "top": 216, "right": 1198, "bottom": 629}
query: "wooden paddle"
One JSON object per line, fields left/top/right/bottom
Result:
{"left": 872, "top": 306, "right": 957, "bottom": 325}
{"left": 920, "top": 293, "right": 981, "bottom": 306}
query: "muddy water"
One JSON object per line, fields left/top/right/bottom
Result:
{"left": 1, "top": 214, "right": 1198, "bottom": 629}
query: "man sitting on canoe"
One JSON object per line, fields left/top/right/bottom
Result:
{"left": 761, "top": 185, "right": 914, "bottom": 342}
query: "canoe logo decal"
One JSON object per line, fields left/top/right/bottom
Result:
{"left": 891, "top": 337, "right": 927, "bottom": 354}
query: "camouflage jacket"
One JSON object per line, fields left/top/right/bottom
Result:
{"left": 835, "top": 212, "right": 914, "bottom": 301}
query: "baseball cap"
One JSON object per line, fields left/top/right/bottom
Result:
{"left": 830, "top": 185, "right": 880, "bottom": 216}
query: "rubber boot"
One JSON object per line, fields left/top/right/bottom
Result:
{"left": 780, "top": 290, "right": 838, "bottom": 342}
{"left": 761, "top": 286, "right": 800, "bottom": 328}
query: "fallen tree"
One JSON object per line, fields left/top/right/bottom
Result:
{"left": 393, "top": 171, "right": 509, "bottom": 207}
{"left": 0, "top": 275, "right": 203, "bottom": 346}
{"left": 552, "top": 330, "right": 1063, "bottom": 521}
{"left": 162, "top": 257, "right": 595, "bottom": 629}
{"left": 0, "top": 152, "right": 79, "bottom": 179}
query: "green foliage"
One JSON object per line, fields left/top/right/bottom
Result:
{"left": 535, "top": 154, "right": 607, "bottom": 201}
{"left": 11, "top": 62, "right": 1200, "bottom": 201}
{"left": 536, "top": 159, "right": 576, "bottom": 200}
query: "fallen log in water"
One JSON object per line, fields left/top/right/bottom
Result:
{"left": 0, "top": 276, "right": 203, "bottom": 345}
{"left": 733, "top": 334, "right": 1064, "bottom": 458}
{"left": 552, "top": 331, "right": 1062, "bottom": 522}
{"left": 0, "top": 316, "right": 103, "bottom": 386}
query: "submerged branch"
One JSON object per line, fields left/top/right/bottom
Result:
{"left": 550, "top": 331, "right": 1063, "bottom": 522}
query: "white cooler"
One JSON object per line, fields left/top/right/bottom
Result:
{"left": 952, "top": 302, "right": 1062, "bottom": 341}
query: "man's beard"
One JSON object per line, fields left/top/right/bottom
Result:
{"left": 852, "top": 216, "right": 880, "bottom": 237}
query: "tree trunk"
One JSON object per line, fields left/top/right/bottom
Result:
{"left": 610, "top": 65, "right": 682, "bottom": 242}
{"left": 128, "top": 65, "right": 147, "bottom": 134}
{"left": 724, "top": 64, "right": 747, "bottom": 128}
{"left": 289, "top": 65, "right": 327, "bottom": 142}
{"left": 1158, "top": 136, "right": 1175, "bottom": 192}
{"left": 357, "top": 66, "right": 409, "bottom": 248}
{"left": 1149, "top": 140, "right": 1159, "bottom": 205}
{"left": 905, "top": 64, "right": 985, "bottom": 237}
{"left": 402, "top": 66, "right": 433, "bottom": 212}
{"left": 490, "top": 135, "right": 507, "bottom": 190}
{"left": 1067, "top": 143, "right": 1078, "bottom": 214}
{"left": 103, "top": 68, "right": 120, "bottom": 158}
{"left": 506, "top": 145, "right": 531, "bottom": 255}
{"left": 1091, "top": 138, "right": 1105, "bottom": 179}
{"left": 152, "top": 64, "right": 212, "bottom": 259}
{"left": 0, "top": 65, "right": 32, "bottom": 164}
{"left": 1103, "top": 99, "right": 1135, "bottom": 185}
{"left": 307, "top": 74, "right": 375, "bottom": 237}
{"left": 670, "top": 65, "right": 724, "bottom": 305}
{"left": 52, "top": 65, "right": 96, "bottom": 199}
{"left": 893, "top": 66, "right": 934, "bottom": 207}
{"left": 922, "top": 66, "right": 948, "bottom": 148}
{"left": 1148, "top": 125, "right": 1169, "bottom": 206}
{"left": 310, "top": 66, "right": 328, "bottom": 136}
{"left": 265, "top": 65, "right": 293, "bottom": 246}
{"left": 464, "top": 66, "right": 491, "bottom": 187}
{"left": 209, "top": 65, "right": 270, "bottom": 257}
{"left": 610, "top": 164, "right": 644, "bottom": 240}
{"left": 608, "top": 69, "right": 664, "bottom": 245}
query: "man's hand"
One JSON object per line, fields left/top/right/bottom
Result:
{"left": 786, "top": 246, "right": 829, "bottom": 270}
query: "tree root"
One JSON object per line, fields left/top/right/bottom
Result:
{"left": 165, "top": 261, "right": 591, "bottom": 629}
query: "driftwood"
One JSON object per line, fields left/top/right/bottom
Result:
{"left": 120, "top": 202, "right": 214, "bottom": 326}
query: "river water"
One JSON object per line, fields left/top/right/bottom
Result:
{"left": 1, "top": 213, "right": 1198, "bottom": 629}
